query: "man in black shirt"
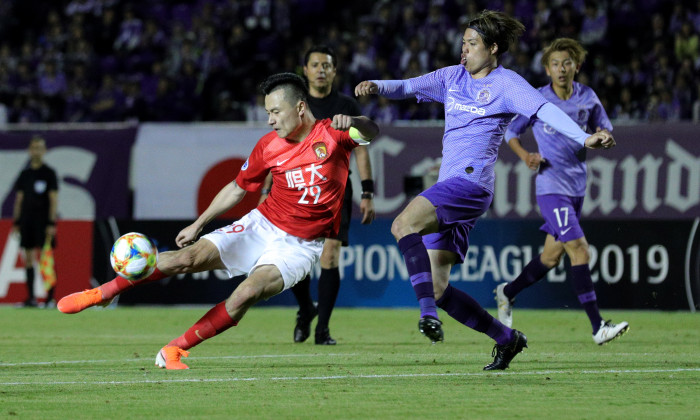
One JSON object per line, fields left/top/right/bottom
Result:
{"left": 260, "top": 46, "right": 375, "bottom": 344}
{"left": 12, "top": 136, "right": 59, "bottom": 307}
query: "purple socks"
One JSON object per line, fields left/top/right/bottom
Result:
{"left": 503, "top": 255, "right": 550, "bottom": 300}
{"left": 437, "top": 284, "right": 513, "bottom": 345}
{"left": 397, "top": 233, "right": 438, "bottom": 319}
{"left": 571, "top": 264, "right": 603, "bottom": 333}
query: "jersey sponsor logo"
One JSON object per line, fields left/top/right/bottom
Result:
{"left": 277, "top": 158, "right": 289, "bottom": 166}
{"left": 313, "top": 142, "right": 328, "bottom": 160}
{"left": 476, "top": 89, "right": 491, "bottom": 103}
{"left": 446, "top": 97, "right": 486, "bottom": 115}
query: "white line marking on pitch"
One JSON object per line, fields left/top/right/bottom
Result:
{"left": 0, "top": 353, "right": 357, "bottom": 367}
{"left": 1, "top": 368, "right": 698, "bottom": 386}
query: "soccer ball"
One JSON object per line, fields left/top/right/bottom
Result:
{"left": 110, "top": 232, "right": 158, "bottom": 281}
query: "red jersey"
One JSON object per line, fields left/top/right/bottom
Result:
{"left": 236, "top": 119, "right": 359, "bottom": 240}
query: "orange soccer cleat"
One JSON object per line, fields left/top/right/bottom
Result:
{"left": 155, "top": 346, "right": 190, "bottom": 370}
{"left": 57, "top": 288, "right": 112, "bottom": 314}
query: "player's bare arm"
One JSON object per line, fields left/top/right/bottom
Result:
{"left": 354, "top": 146, "right": 375, "bottom": 224}
{"left": 176, "top": 181, "right": 247, "bottom": 247}
{"left": 331, "top": 115, "right": 379, "bottom": 141}
{"left": 507, "top": 137, "right": 543, "bottom": 171}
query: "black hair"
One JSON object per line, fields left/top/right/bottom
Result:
{"left": 304, "top": 45, "right": 338, "bottom": 67}
{"left": 259, "top": 72, "right": 309, "bottom": 104}
{"left": 467, "top": 10, "right": 525, "bottom": 57}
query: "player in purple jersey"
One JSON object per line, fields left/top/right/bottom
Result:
{"left": 496, "top": 38, "right": 629, "bottom": 345}
{"left": 356, "top": 11, "right": 614, "bottom": 371}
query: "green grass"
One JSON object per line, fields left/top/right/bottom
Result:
{"left": 1, "top": 306, "right": 698, "bottom": 419}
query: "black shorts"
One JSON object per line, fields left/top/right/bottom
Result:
{"left": 19, "top": 222, "right": 49, "bottom": 249}
{"left": 334, "top": 179, "right": 353, "bottom": 246}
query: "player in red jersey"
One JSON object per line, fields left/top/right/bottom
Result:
{"left": 57, "top": 73, "right": 379, "bottom": 369}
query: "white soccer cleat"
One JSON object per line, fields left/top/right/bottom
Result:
{"left": 494, "top": 283, "right": 513, "bottom": 328}
{"left": 592, "top": 320, "right": 629, "bottom": 345}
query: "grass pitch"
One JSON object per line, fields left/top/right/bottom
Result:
{"left": 1, "top": 306, "right": 698, "bottom": 419}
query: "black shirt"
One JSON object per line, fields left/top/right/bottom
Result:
{"left": 307, "top": 89, "right": 361, "bottom": 119}
{"left": 13, "top": 164, "right": 58, "bottom": 225}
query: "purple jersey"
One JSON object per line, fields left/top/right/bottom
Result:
{"left": 505, "top": 81, "right": 612, "bottom": 197}
{"left": 407, "top": 65, "right": 547, "bottom": 193}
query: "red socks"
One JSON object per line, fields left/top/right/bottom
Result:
{"left": 99, "top": 267, "right": 168, "bottom": 300}
{"left": 168, "top": 302, "right": 238, "bottom": 350}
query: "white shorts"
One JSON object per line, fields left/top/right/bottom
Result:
{"left": 201, "top": 209, "right": 324, "bottom": 290}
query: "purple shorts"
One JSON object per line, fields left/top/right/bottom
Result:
{"left": 420, "top": 177, "right": 493, "bottom": 263}
{"left": 537, "top": 194, "right": 585, "bottom": 242}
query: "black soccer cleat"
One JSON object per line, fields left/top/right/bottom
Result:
{"left": 418, "top": 315, "right": 444, "bottom": 344}
{"left": 483, "top": 329, "right": 528, "bottom": 371}
{"left": 293, "top": 305, "right": 318, "bottom": 343}
{"left": 315, "top": 327, "right": 337, "bottom": 345}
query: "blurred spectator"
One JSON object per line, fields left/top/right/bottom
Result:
{"left": 373, "top": 96, "right": 400, "bottom": 124}
{"left": 122, "top": 78, "right": 148, "bottom": 122}
{"left": 245, "top": 94, "right": 268, "bottom": 122}
{"left": 94, "top": 7, "right": 119, "bottom": 55}
{"left": 348, "top": 37, "right": 376, "bottom": 80}
{"left": 113, "top": 6, "right": 143, "bottom": 52}
{"left": 211, "top": 91, "right": 246, "bottom": 121}
{"left": 399, "top": 36, "right": 430, "bottom": 76}
{"left": 579, "top": 1, "right": 607, "bottom": 50}
{"left": 693, "top": 84, "right": 700, "bottom": 123}
{"left": 668, "top": 3, "right": 688, "bottom": 35}
{"left": 90, "top": 74, "right": 124, "bottom": 122}
{"left": 674, "top": 21, "right": 699, "bottom": 64}
{"left": 611, "top": 87, "right": 642, "bottom": 122}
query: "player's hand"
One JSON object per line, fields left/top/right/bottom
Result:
{"left": 360, "top": 197, "right": 375, "bottom": 224}
{"left": 176, "top": 224, "right": 201, "bottom": 248}
{"left": 584, "top": 130, "right": 616, "bottom": 149}
{"left": 45, "top": 225, "right": 56, "bottom": 239}
{"left": 354, "top": 81, "right": 378, "bottom": 97}
{"left": 524, "top": 152, "right": 544, "bottom": 171}
{"left": 331, "top": 114, "right": 354, "bottom": 131}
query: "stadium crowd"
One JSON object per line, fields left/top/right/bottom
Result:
{"left": 0, "top": 0, "right": 699, "bottom": 124}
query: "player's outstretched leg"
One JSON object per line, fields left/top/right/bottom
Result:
{"left": 483, "top": 329, "right": 528, "bottom": 371}
{"left": 58, "top": 268, "right": 167, "bottom": 314}
{"left": 592, "top": 320, "right": 629, "bottom": 345}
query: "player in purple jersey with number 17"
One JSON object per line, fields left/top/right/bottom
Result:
{"left": 496, "top": 38, "right": 629, "bottom": 345}
{"left": 355, "top": 11, "right": 614, "bottom": 371}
